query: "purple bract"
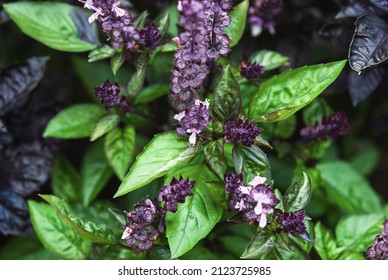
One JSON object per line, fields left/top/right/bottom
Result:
{"left": 224, "top": 119, "right": 262, "bottom": 147}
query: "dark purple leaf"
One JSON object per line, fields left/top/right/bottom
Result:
{"left": 320, "top": 23, "right": 355, "bottom": 53}
{"left": 69, "top": 8, "right": 99, "bottom": 46}
{"left": 0, "top": 118, "right": 6, "bottom": 133}
{"left": 336, "top": 0, "right": 386, "bottom": 19}
{"left": 349, "top": 15, "right": 388, "bottom": 73}
{"left": 369, "top": 0, "right": 388, "bottom": 11}
{"left": 0, "top": 9, "right": 10, "bottom": 24}
{"left": 348, "top": 66, "right": 386, "bottom": 105}
{"left": 0, "top": 57, "right": 48, "bottom": 116}
{"left": 0, "top": 142, "right": 55, "bottom": 197}
{"left": 0, "top": 189, "right": 32, "bottom": 236}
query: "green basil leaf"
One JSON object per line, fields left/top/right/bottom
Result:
{"left": 90, "top": 113, "right": 120, "bottom": 142}
{"left": 134, "top": 84, "right": 170, "bottom": 105}
{"left": 104, "top": 125, "right": 136, "bottom": 180}
{"left": 283, "top": 172, "right": 312, "bottom": 212}
{"left": 165, "top": 161, "right": 223, "bottom": 258}
{"left": 241, "top": 229, "right": 274, "bottom": 259}
{"left": 28, "top": 200, "right": 92, "bottom": 259}
{"left": 225, "top": 0, "right": 249, "bottom": 47}
{"left": 317, "top": 161, "right": 383, "bottom": 213}
{"left": 127, "top": 52, "right": 148, "bottom": 98}
{"left": 314, "top": 222, "right": 342, "bottom": 260}
{"left": 214, "top": 65, "right": 242, "bottom": 121}
{"left": 39, "top": 195, "right": 117, "bottom": 246}
{"left": 249, "top": 60, "right": 346, "bottom": 122}
{"left": 204, "top": 140, "right": 227, "bottom": 180}
{"left": 88, "top": 45, "right": 116, "bottom": 62}
{"left": 52, "top": 153, "right": 82, "bottom": 203}
{"left": 335, "top": 214, "right": 384, "bottom": 252}
{"left": 44, "top": 104, "right": 105, "bottom": 139}
{"left": 250, "top": 50, "right": 289, "bottom": 71}
{"left": 81, "top": 141, "right": 113, "bottom": 206}
{"left": 232, "top": 144, "right": 244, "bottom": 174}
{"left": 4, "top": 2, "right": 97, "bottom": 52}
{"left": 114, "top": 132, "right": 199, "bottom": 197}
{"left": 111, "top": 52, "right": 125, "bottom": 75}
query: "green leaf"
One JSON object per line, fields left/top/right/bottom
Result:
{"left": 214, "top": 65, "right": 242, "bottom": 121}
{"left": 335, "top": 214, "right": 384, "bottom": 252}
{"left": 90, "top": 113, "right": 120, "bottom": 141}
{"left": 317, "top": 161, "right": 383, "bottom": 213}
{"left": 111, "top": 52, "right": 125, "bottom": 75}
{"left": 204, "top": 140, "right": 227, "bottom": 180}
{"left": 28, "top": 200, "right": 92, "bottom": 259}
{"left": 81, "top": 141, "right": 113, "bottom": 206}
{"left": 88, "top": 45, "right": 116, "bottom": 62}
{"left": 241, "top": 229, "right": 275, "bottom": 259}
{"left": 165, "top": 161, "right": 223, "bottom": 258}
{"left": 127, "top": 52, "right": 148, "bottom": 98}
{"left": 240, "top": 145, "right": 272, "bottom": 183}
{"left": 204, "top": 181, "right": 228, "bottom": 209}
{"left": 44, "top": 104, "right": 105, "bottom": 139}
{"left": 114, "top": 132, "right": 199, "bottom": 197}
{"left": 39, "top": 195, "right": 117, "bottom": 246}
{"left": 302, "top": 98, "right": 332, "bottom": 127}
{"left": 314, "top": 222, "right": 342, "bottom": 260}
{"left": 350, "top": 145, "right": 380, "bottom": 176}
{"left": 0, "top": 235, "right": 57, "bottom": 260}
{"left": 134, "top": 11, "right": 148, "bottom": 29}
{"left": 52, "top": 153, "right": 82, "bottom": 203}
{"left": 250, "top": 50, "right": 289, "bottom": 71}
{"left": 283, "top": 172, "right": 312, "bottom": 212}
{"left": 249, "top": 60, "right": 347, "bottom": 122}
{"left": 225, "top": 0, "right": 248, "bottom": 47}
{"left": 4, "top": 2, "right": 97, "bottom": 52}
{"left": 104, "top": 125, "right": 135, "bottom": 180}
{"left": 232, "top": 144, "right": 244, "bottom": 174}
{"left": 134, "top": 84, "right": 170, "bottom": 105}
{"left": 157, "top": 12, "right": 170, "bottom": 35}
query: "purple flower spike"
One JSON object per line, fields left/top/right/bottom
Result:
{"left": 300, "top": 112, "right": 350, "bottom": 142}
{"left": 366, "top": 219, "right": 388, "bottom": 260}
{"left": 158, "top": 177, "right": 195, "bottom": 213}
{"left": 248, "top": 0, "right": 284, "bottom": 37}
{"left": 80, "top": 0, "right": 140, "bottom": 50}
{"left": 224, "top": 119, "right": 262, "bottom": 147}
{"left": 277, "top": 210, "right": 307, "bottom": 235}
{"left": 240, "top": 59, "right": 265, "bottom": 80}
{"left": 122, "top": 199, "right": 159, "bottom": 253}
{"left": 94, "top": 80, "right": 121, "bottom": 109}
{"left": 174, "top": 99, "right": 211, "bottom": 145}
{"left": 140, "top": 23, "right": 163, "bottom": 50}
{"left": 224, "top": 173, "right": 244, "bottom": 195}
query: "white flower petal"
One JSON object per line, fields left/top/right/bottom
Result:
{"left": 259, "top": 214, "right": 267, "bottom": 228}
{"left": 251, "top": 25, "right": 262, "bottom": 37}
{"left": 239, "top": 186, "right": 252, "bottom": 195}
{"left": 121, "top": 227, "right": 132, "bottom": 239}
{"left": 188, "top": 132, "right": 197, "bottom": 145}
{"left": 254, "top": 201, "right": 263, "bottom": 215}
{"left": 248, "top": 174, "right": 267, "bottom": 186}
{"left": 88, "top": 12, "right": 101, "bottom": 23}
{"left": 174, "top": 111, "right": 186, "bottom": 122}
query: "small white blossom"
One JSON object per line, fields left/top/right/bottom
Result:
{"left": 195, "top": 98, "right": 210, "bottom": 108}
{"left": 248, "top": 174, "right": 267, "bottom": 186}
{"left": 112, "top": 1, "right": 126, "bottom": 17}
{"left": 121, "top": 227, "right": 132, "bottom": 239}
{"left": 174, "top": 111, "right": 186, "bottom": 122}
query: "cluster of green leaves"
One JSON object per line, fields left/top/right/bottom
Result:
{"left": 1, "top": 0, "right": 386, "bottom": 261}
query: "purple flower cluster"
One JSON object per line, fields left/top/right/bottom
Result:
{"left": 248, "top": 0, "right": 284, "bottom": 37}
{"left": 121, "top": 199, "right": 160, "bottom": 253}
{"left": 170, "top": 0, "right": 232, "bottom": 111}
{"left": 240, "top": 59, "right": 265, "bottom": 80}
{"left": 158, "top": 177, "right": 194, "bottom": 213}
{"left": 94, "top": 80, "right": 121, "bottom": 109}
{"left": 366, "top": 220, "right": 388, "bottom": 260}
{"left": 225, "top": 173, "right": 277, "bottom": 228}
{"left": 277, "top": 210, "right": 307, "bottom": 235}
{"left": 300, "top": 112, "right": 350, "bottom": 142}
{"left": 140, "top": 23, "right": 163, "bottom": 51}
{"left": 174, "top": 99, "right": 211, "bottom": 145}
{"left": 80, "top": 0, "right": 140, "bottom": 50}
{"left": 224, "top": 119, "right": 262, "bottom": 147}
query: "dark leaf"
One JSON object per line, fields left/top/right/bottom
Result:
{"left": 69, "top": 8, "right": 99, "bottom": 45}
{"left": 0, "top": 119, "right": 7, "bottom": 133}
{"left": 336, "top": 0, "right": 386, "bottom": 19}
{"left": 0, "top": 189, "right": 32, "bottom": 235}
{"left": 204, "top": 140, "right": 227, "bottom": 180}
{"left": 0, "top": 9, "right": 9, "bottom": 24}
{"left": 232, "top": 144, "right": 244, "bottom": 174}
{"left": 0, "top": 142, "right": 55, "bottom": 197}
{"left": 319, "top": 23, "right": 355, "bottom": 53}
{"left": 241, "top": 229, "right": 274, "bottom": 259}
{"left": 0, "top": 57, "right": 48, "bottom": 116}
{"left": 348, "top": 66, "right": 386, "bottom": 105}
{"left": 349, "top": 15, "right": 388, "bottom": 73}
{"left": 240, "top": 145, "right": 272, "bottom": 183}
{"left": 283, "top": 172, "right": 312, "bottom": 212}
{"left": 147, "top": 245, "right": 172, "bottom": 260}
{"left": 370, "top": 0, "right": 388, "bottom": 11}
{"left": 214, "top": 65, "right": 242, "bottom": 122}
